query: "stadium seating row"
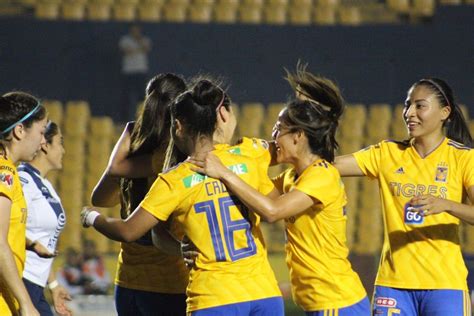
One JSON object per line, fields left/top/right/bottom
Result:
{"left": 42, "top": 99, "right": 474, "bottom": 255}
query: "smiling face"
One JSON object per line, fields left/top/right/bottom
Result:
{"left": 272, "top": 109, "right": 298, "bottom": 164}
{"left": 403, "top": 85, "right": 451, "bottom": 140}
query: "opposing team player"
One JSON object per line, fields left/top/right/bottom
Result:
{"left": 335, "top": 78, "right": 473, "bottom": 315}
{"left": 19, "top": 121, "right": 71, "bottom": 316}
{"left": 83, "top": 79, "right": 283, "bottom": 315}
{"left": 0, "top": 92, "right": 47, "bottom": 316}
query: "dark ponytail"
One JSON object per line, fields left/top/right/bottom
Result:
{"left": 283, "top": 66, "right": 344, "bottom": 162}
{"left": 121, "top": 73, "right": 186, "bottom": 218}
{"left": 415, "top": 78, "right": 472, "bottom": 148}
{"left": 171, "top": 79, "right": 230, "bottom": 145}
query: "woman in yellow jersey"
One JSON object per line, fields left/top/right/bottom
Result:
{"left": 334, "top": 78, "right": 473, "bottom": 316}
{"left": 82, "top": 79, "right": 283, "bottom": 315}
{"left": 190, "top": 72, "right": 370, "bottom": 316}
{"left": 0, "top": 92, "right": 48, "bottom": 316}
{"left": 90, "top": 73, "right": 189, "bottom": 315}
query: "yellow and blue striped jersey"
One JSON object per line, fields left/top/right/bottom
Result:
{"left": 140, "top": 138, "right": 281, "bottom": 312}
{"left": 273, "top": 160, "right": 366, "bottom": 311}
{"left": 353, "top": 138, "right": 474, "bottom": 290}
{"left": 0, "top": 158, "right": 27, "bottom": 315}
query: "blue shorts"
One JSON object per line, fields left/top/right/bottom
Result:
{"left": 115, "top": 285, "right": 186, "bottom": 316}
{"left": 191, "top": 296, "right": 284, "bottom": 316}
{"left": 305, "top": 297, "right": 371, "bottom": 316}
{"left": 372, "top": 286, "right": 471, "bottom": 316}
{"left": 23, "top": 278, "right": 53, "bottom": 316}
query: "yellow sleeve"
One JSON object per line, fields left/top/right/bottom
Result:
{"left": 140, "top": 175, "right": 179, "bottom": 221}
{"left": 352, "top": 142, "right": 383, "bottom": 179}
{"left": 0, "top": 166, "right": 15, "bottom": 201}
{"left": 462, "top": 150, "right": 474, "bottom": 188}
{"left": 271, "top": 169, "right": 287, "bottom": 194}
{"left": 254, "top": 139, "right": 274, "bottom": 195}
{"left": 294, "top": 166, "right": 338, "bottom": 208}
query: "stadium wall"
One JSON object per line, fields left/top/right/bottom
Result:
{"left": 0, "top": 6, "right": 473, "bottom": 121}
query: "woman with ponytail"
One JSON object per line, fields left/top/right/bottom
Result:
{"left": 190, "top": 69, "right": 369, "bottom": 315}
{"left": 82, "top": 79, "right": 283, "bottom": 315}
{"left": 89, "top": 73, "right": 189, "bottom": 315}
{"left": 0, "top": 92, "right": 47, "bottom": 316}
{"left": 335, "top": 78, "right": 473, "bottom": 315}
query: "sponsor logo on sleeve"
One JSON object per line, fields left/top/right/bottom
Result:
{"left": 0, "top": 173, "right": 13, "bottom": 188}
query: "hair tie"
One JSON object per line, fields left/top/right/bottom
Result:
{"left": 1, "top": 102, "right": 41, "bottom": 135}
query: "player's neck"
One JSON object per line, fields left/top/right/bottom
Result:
{"left": 191, "top": 136, "right": 215, "bottom": 156}
{"left": 412, "top": 133, "right": 445, "bottom": 158}
{"left": 28, "top": 158, "right": 51, "bottom": 177}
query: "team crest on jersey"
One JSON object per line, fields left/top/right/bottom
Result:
{"left": 435, "top": 163, "right": 448, "bottom": 183}
{"left": 183, "top": 173, "right": 207, "bottom": 188}
{"left": 375, "top": 297, "right": 397, "bottom": 308}
{"left": 0, "top": 172, "right": 13, "bottom": 188}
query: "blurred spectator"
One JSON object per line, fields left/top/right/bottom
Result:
{"left": 119, "top": 24, "right": 151, "bottom": 122}
{"left": 57, "top": 248, "right": 87, "bottom": 297}
{"left": 81, "top": 239, "right": 111, "bottom": 295}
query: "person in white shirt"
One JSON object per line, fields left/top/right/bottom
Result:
{"left": 119, "top": 24, "right": 152, "bottom": 122}
{"left": 19, "top": 121, "right": 72, "bottom": 316}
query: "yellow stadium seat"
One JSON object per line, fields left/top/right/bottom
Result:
{"left": 113, "top": 3, "right": 136, "bottom": 21}
{"left": 387, "top": 0, "right": 409, "bottom": 13}
{"left": 87, "top": 3, "right": 111, "bottom": 20}
{"left": 338, "top": 6, "right": 361, "bottom": 25}
{"left": 239, "top": 4, "right": 263, "bottom": 23}
{"left": 412, "top": 0, "right": 435, "bottom": 17}
{"left": 218, "top": 0, "right": 239, "bottom": 5}
{"left": 316, "top": 0, "right": 338, "bottom": 6}
{"left": 90, "top": 117, "right": 115, "bottom": 137}
{"left": 162, "top": 3, "right": 187, "bottom": 22}
{"left": 137, "top": 3, "right": 162, "bottom": 21}
{"left": 62, "top": 2, "right": 85, "bottom": 20}
{"left": 117, "top": 0, "right": 140, "bottom": 4}
{"left": 242, "top": 0, "right": 265, "bottom": 6}
{"left": 269, "top": 0, "right": 289, "bottom": 4}
{"left": 42, "top": 100, "right": 63, "bottom": 125}
{"left": 214, "top": 3, "right": 238, "bottom": 23}
{"left": 168, "top": 0, "right": 190, "bottom": 5}
{"left": 188, "top": 4, "right": 213, "bottom": 23}
{"left": 142, "top": 0, "right": 166, "bottom": 4}
{"left": 390, "top": 103, "right": 407, "bottom": 140}
{"left": 288, "top": 5, "right": 312, "bottom": 24}
{"left": 439, "top": 0, "right": 461, "bottom": 4}
{"left": 313, "top": 5, "right": 336, "bottom": 25}
{"left": 292, "top": 0, "right": 313, "bottom": 6}
{"left": 35, "top": 2, "right": 60, "bottom": 19}
{"left": 193, "top": 0, "right": 215, "bottom": 5}
{"left": 264, "top": 4, "right": 287, "bottom": 24}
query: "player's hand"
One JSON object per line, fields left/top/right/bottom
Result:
{"left": 81, "top": 206, "right": 100, "bottom": 228}
{"left": 188, "top": 153, "right": 230, "bottom": 180}
{"left": 407, "top": 194, "right": 452, "bottom": 216}
{"left": 181, "top": 236, "right": 198, "bottom": 269}
{"left": 51, "top": 285, "right": 73, "bottom": 316}
{"left": 29, "top": 241, "right": 57, "bottom": 258}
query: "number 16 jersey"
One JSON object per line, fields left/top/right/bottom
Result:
{"left": 140, "top": 138, "right": 281, "bottom": 312}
